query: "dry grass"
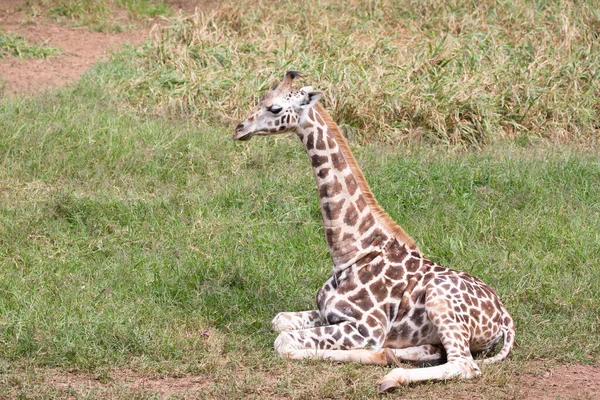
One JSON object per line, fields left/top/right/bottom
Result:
{"left": 107, "top": 0, "right": 600, "bottom": 144}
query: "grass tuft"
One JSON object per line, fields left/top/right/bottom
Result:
{"left": 0, "top": 31, "right": 62, "bottom": 59}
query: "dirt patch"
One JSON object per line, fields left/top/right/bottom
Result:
{"left": 45, "top": 369, "right": 212, "bottom": 397}
{"left": 0, "top": 0, "right": 223, "bottom": 95}
{"left": 518, "top": 362, "right": 600, "bottom": 400}
{"left": 0, "top": 0, "right": 150, "bottom": 95}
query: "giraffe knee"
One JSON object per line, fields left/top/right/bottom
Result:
{"left": 458, "top": 359, "right": 481, "bottom": 379}
{"left": 271, "top": 312, "right": 296, "bottom": 332}
{"left": 274, "top": 332, "right": 300, "bottom": 356}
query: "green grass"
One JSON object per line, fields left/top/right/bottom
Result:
{"left": 1, "top": 0, "right": 600, "bottom": 398}
{"left": 25, "top": 0, "right": 172, "bottom": 32}
{"left": 0, "top": 31, "right": 62, "bottom": 59}
{"left": 1, "top": 57, "right": 599, "bottom": 397}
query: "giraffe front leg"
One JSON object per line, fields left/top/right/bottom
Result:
{"left": 271, "top": 310, "right": 326, "bottom": 332}
{"left": 273, "top": 322, "right": 396, "bottom": 366}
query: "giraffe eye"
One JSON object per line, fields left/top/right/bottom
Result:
{"left": 267, "top": 105, "right": 283, "bottom": 114}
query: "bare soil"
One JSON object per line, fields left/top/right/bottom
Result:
{"left": 0, "top": 1, "right": 598, "bottom": 399}
{"left": 0, "top": 0, "right": 208, "bottom": 95}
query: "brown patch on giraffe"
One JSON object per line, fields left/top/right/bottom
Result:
{"left": 385, "top": 239, "right": 409, "bottom": 263}
{"left": 355, "top": 196, "right": 367, "bottom": 212}
{"left": 361, "top": 231, "right": 385, "bottom": 249}
{"left": 365, "top": 315, "right": 380, "bottom": 328}
{"left": 337, "top": 279, "right": 358, "bottom": 295}
{"left": 331, "top": 151, "right": 348, "bottom": 171}
{"left": 385, "top": 265, "right": 405, "bottom": 281}
{"left": 348, "top": 288, "right": 375, "bottom": 311}
{"left": 343, "top": 203, "right": 359, "bottom": 226}
{"left": 306, "top": 132, "right": 315, "bottom": 149}
{"left": 323, "top": 198, "right": 345, "bottom": 220}
{"left": 336, "top": 300, "right": 361, "bottom": 320}
{"left": 405, "top": 257, "right": 421, "bottom": 272}
{"left": 316, "top": 127, "right": 327, "bottom": 150}
{"left": 331, "top": 329, "right": 342, "bottom": 341}
{"left": 325, "top": 227, "right": 341, "bottom": 248}
{"left": 345, "top": 174, "right": 358, "bottom": 195}
{"left": 319, "top": 176, "right": 342, "bottom": 199}
{"left": 317, "top": 167, "right": 331, "bottom": 179}
{"left": 358, "top": 213, "right": 376, "bottom": 232}
{"left": 369, "top": 280, "right": 389, "bottom": 303}
{"left": 327, "top": 136, "right": 337, "bottom": 149}
{"left": 411, "top": 307, "right": 427, "bottom": 326}
{"left": 357, "top": 324, "right": 369, "bottom": 338}
{"left": 370, "top": 309, "right": 387, "bottom": 324}
{"left": 390, "top": 282, "right": 407, "bottom": 299}
{"left": 311, "top": 154, "right": 328, "bottom": 169}
{"left": 342, "top": 323, "right": 355, "bottom": 335}
{"left": 422, "top": 272, "right": 435, "bottom": 286}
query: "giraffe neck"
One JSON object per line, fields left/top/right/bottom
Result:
{"left": 297, "top": 104, "right": 418, "bottom": 273}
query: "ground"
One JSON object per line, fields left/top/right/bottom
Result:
{"left": 0, "top": 1, "right": 598, "bottom": 399}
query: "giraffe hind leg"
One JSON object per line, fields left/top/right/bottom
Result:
{"left": 271, "top": 310, "right": 325, "bottom": 332}
{"left": 388, "top": 345, "right": 445, "bottom": 367}
{"left": 378, "top": 292, "right": 481, "bottom": 391}
{"left": 377, "top": 358, "right": 480, "bottom": 392}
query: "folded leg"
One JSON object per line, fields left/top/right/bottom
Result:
{"left": 271, "top": 310, "right": 326, "bottom": 332}
{"left": 274, "top": 321, "right": 393, "bottom": 365}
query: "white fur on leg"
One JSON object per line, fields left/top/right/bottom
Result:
{"left": 388, "top": 345, "right": 443, "bottom": 363}
{"left": 377, "top": 359, "right": 481, "bottom": 392}
{"left": 271, "top": 310, "right": 324, "bottom": 332}
{"left": 274, "top": 334, "right": 397, "bottom": 366}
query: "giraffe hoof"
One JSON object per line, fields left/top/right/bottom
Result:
{"left": 377, "top": 379, "right": 400, "bottom": 393}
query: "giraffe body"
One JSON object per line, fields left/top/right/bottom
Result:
{"left": 234, "top": 72, "right": 515, "bottom": 391}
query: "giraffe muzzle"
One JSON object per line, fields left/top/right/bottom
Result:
{"left": 233, "top": 123, "right": 253, "bottom": 141}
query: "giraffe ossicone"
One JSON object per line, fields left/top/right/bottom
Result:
{"left": 233, "top": 71, "right": 515, "bottom": 391}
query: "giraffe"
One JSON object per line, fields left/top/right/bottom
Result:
{"left": 233, "top": 71, "right": 515, "bottom": 391}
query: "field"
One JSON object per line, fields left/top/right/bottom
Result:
{"left": 1, "top": 0, "right": 599, "bottom": 398}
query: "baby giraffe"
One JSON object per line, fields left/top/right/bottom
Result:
{"left": 233, "top": 71, "right": 514, "bottom": 391}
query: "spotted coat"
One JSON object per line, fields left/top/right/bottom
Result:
{"left": 233, "top": 71, "right": 515, "bottom": 391}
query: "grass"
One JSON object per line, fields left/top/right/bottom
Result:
{"left": 1, "top": 66, "right": 599, "bottom": 397}
{"left": 24, "top": 0, "right": 173, "bottom": 32}
{"left": 0, "top": 31, "right": 61, "bottom": 58}
{"left": 108, "top": 0, "right": 600, "bottom": 144}
{"left": 1, "top": 0, "right": 600, "bottom": 398}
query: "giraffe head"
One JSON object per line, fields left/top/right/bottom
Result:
{"left": 233, "top": 71, "right": 322, "bottom": 141}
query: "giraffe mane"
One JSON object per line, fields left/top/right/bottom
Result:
{"left": 314, "top": 103, "right": 418, "bottom": 250}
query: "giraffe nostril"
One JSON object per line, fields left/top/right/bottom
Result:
{"left": 235, "top": 123, "right": 245, "bottom": 132}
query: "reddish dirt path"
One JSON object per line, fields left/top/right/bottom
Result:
{"left": 0, "top": 0, "right": 153, "bottom": 95}
{"left": 0, "top": 0, "right": 211, "bottom": 95}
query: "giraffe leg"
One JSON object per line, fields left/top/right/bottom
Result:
{"left": 387, "top": 344, "right": 443, "bottom": 363}
{"left": 274, "top": 321, "right": 391, "bottom": 365}
{"left": 271, "top": 310, "right": 326, "bottom": 332}
{"left": 377, "top": 294, "right": 481, "bottom": 391}
{"left": 377, "top": 358, "right": 480, "bottom": 392}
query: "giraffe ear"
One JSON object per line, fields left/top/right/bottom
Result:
{"left": 300, "top": 89, "right": 322, "bottom": 109}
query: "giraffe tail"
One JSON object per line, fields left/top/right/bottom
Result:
{"left": 479, "top": 323, "right": 515, "bottom": 365}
